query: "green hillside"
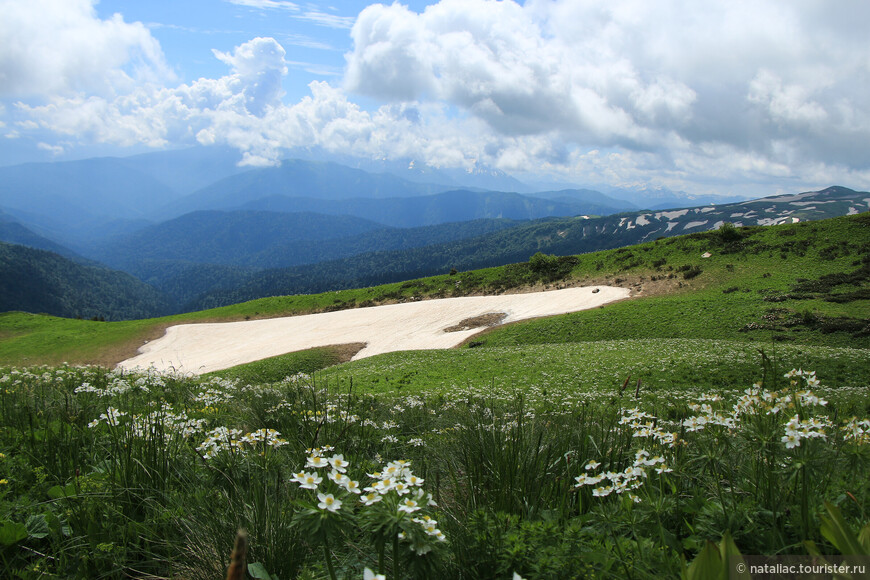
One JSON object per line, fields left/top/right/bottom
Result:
{"left": 0, "top": 214, "right": 867, "bottom": 579}
{"left": 0, "top": 242, "right": 171, "bottom": 323}
{"left": 2, "top": 212, "right": 865, "bottom": 368}
{"left": 189, "top": 186, "right": 869, "bottom": 309}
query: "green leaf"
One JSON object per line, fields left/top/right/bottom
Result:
{"left": 683, "top": 540, "right": 723, "bottom": 580}
{"left": 0, "top": 520, "right": 28, "bottom": 546}
{"left": 247, "top": 562, "right": 274, "bottom": 580}
{"left": 46, "top": 482, "right": 76, "bottom": 500}
{"left": 820, "top": 501, "right": 868, "bottom": 556}
{"left": 25, "top": 514, "right": 50, "bottom": 539}
{"left": 682, "top": 531, "right": 749, "bottom": 580}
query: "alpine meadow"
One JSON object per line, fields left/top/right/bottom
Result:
{"left": 1, "top": 1, "right": 870, "bottom": 579}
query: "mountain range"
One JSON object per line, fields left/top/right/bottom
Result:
{"left": 0, "top": 145, "right": 867, "bottom": 319}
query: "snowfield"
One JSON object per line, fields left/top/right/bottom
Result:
{"left": 118, "top": 286, "right": 631, "bottom": 375}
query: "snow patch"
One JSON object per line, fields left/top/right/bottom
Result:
{"left": 635, "top": 214, "right": 650, "bottom": 226}
{"left": 656, "top": 209, "right": 689, "bottom": 220}
{"left": 118, "top": 287, "right": 632, "bottom": 375}
{"left": 683, "top": 220, "right": 708, "bottom": 229}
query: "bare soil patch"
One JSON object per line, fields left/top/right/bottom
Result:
{"left": 444, "top": 312, "right": 507, "bottom": 333}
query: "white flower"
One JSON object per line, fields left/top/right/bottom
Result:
{"left": 592, "top": 485, "right": 613, "bottom": 497}
{"left": 294, "top": 472, "right": 322, "bottom": 490}
{"left": 328, "top": 470, "right": 350, "bottom": 486}
{"left": 782, "top": 433, "right": 801, "bottom": 449}
{"left": 306, "top": 455, "right": 329, "bottom": 469}
{"left": 405, "top": 474, "right": 424, "bottom": 486}
{"left": 317, "top": 493, "right": 342, "bottom": 512}
{"left": 360, "top": 491, "right": 382, "bottom": 506}
{"left": 398, "top": 498, "right": 420, "bottom": 513}
{"left": 585, "top": 460, "right": 601, "bottom": 471}
{"left": 364, "top": 568, "right": 386, "bottom": 580}
{"left": 328, "top": 454, "right": 349, "bottom": 473}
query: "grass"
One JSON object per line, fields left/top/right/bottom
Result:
{"left": 0, "top": 362, "right": 866, "bottom": 578}
{"left": 315, "top": 339, "right": 870, "bottom": 398}
{"left": 203, "top": 343, "right": 365, "bottom": 384}
{"left": 0, "top": 214, "right": 867, "bottom": 577}
{"left": 3, "top": 213, "right": 866, "bottom": 367}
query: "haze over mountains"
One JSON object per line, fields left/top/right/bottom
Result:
{"left": 0, "top": 146, "right": 868, "bottom": 320}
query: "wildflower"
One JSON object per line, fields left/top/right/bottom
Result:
{"left": 585, "top": 460, "right": 601, "bottom": 471}
{"left": 344, "top": 479, "right": 362, "bottom": 494}
{"left": 328, "top": 454, "right": 349, "bottom": 473}
{"left": 372, "top": 478, "right": 396, "bottom": 493}
{"left": 364, "top": 568, "right": 386, "bottom": 580}
{"left": 782, "top": 433, "right": 800, "bottom": 449}
{"left": 317, "top": 493, "right": 342, "bottom": 512}
{"left": 413, "top": 515, "right": 438, "bottom": 527}
{"left": 360, "top": 491, "right": 382, "bottom": 506}
{"left": 682, "top": 416, "right": 705, "bottom": 432}
{"left": 100, "top": 407, "right": 127, "bottom": 427}
{"left": 405, "top": 474, "right": 424, "bottom": 486}
{"left": 592, "top": 485, "right": 613, "bottom": 497}
{"left": 398, "top": 498, "right": 420, "bottom": 513}
{"left": 328, "top": 470, "right": 350, "bottom": 486}
{"left": 306, "top": 455, "right": 329, "bottom": 469}
{"left": 294, "top": 472, "right": 323, "bottom": 490}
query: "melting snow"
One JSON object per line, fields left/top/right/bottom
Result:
{"left": 656, "top": 209, "right": 689, "bottom": 220}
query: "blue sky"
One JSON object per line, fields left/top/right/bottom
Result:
{"left": 1, "top": 0, "right": 869, "bottom": 197}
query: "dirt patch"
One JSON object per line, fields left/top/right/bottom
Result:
{"left": 444, "top": 312, "right": 507, "bottom": 333}
{"left": 327, "top": 342, "right": 367, "bottom": 363}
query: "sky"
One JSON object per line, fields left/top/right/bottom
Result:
{"left": 1, "top": 0, "right": 869, "bottom": 197}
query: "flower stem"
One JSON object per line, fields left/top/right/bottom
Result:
{"left": 392, "top": 532, "right": 400, "bottom": 580}
{"left": 323, "top": 537, "right": 337, "bottom": 580}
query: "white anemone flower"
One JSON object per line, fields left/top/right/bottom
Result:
{"left": 317, "top": 493, "right": 342, "bottom": 512}
{"left": 328, "top": 454, "right": 349, "bottom": 473}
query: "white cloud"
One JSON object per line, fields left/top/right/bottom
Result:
{"left": 0, "top": 0, "right": 172, "bottom": 98}
{"left": 37, "top": 142, "right": 64, "bottom": 155}
{"left": 6, "top": 0, "right": 870, "bottom": 195}
{"left": 226, "top": 0, "right": 299, "bottom": 10}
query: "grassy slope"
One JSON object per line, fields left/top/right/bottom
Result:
{"left": 0, "top": 214, "right": 867, "bottom": 373}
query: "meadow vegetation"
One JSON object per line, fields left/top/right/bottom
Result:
{"left": 0, "top": 214, "right": 867, "bottom": 578}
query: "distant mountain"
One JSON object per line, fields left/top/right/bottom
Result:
{"left": 161, "top": 159, "right": 455, "bottom": 219}
{"left": 285, "top": 146, "right": 535, "bottom": 192}
{"left": 92, "top": 210, "right": 387, "bottom": 271}
{"left": 0, "top": 157, "right": 179, "bottom": 220}
{"left": 189, "top": 185, "right": 870, "bottom": 308}
{"left": 114, "top": 145, "right": 250, "bottom": 195}
{"left": 89, "top": 212, "right": 521, "bottom": 306}
{"left": 0, "top": 242, "right": 170, "bottom": 320}
{"left": 0, "top": 212, "right": 84, "bottom": 260}
{"left": 595, "top": 184, "right": 747, "bottom": 210}
{"left": 237, "top": 189, "right": 633, "bottom": 228}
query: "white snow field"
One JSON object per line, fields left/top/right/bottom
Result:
{"left": 118, "top": 286, "right": 631, "bottom": 375}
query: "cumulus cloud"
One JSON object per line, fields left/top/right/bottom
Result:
{"left": 6, "top": 0, "right": 870, "bottom": 195}
{"left": 344, "top": 0, "right": 870, "bottom": 186}
{"left": 0, "top": 0, "right": 171, "bottom": 98}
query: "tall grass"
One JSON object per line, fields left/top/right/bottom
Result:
{"left": 1, "top": 359, "right": 865, "bottom": 578}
